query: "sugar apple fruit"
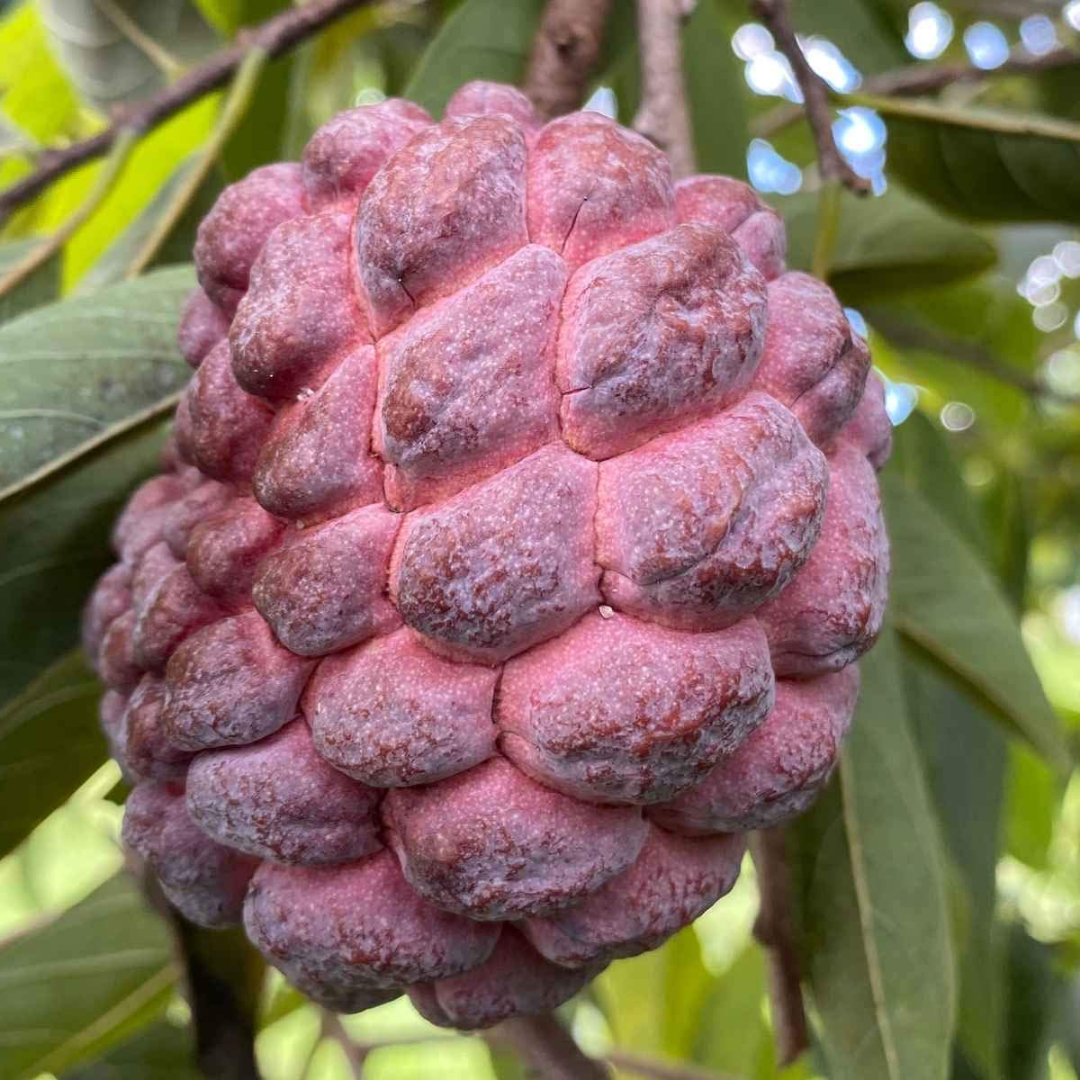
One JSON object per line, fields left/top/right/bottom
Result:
{"left": 84, "top": 80, "right": 891, "bottom": 1030}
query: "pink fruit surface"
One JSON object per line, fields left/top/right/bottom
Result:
{"left": 84, "top": 79, "right": 890, "bottom": 1025}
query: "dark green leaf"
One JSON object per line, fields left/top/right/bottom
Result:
{"left": 403, "top": 0, "right": 546, "bottom": 117}
{"left": 791, "top": 0, "right": 907, "bottom": 74}
{"left": 905, "top": 655, "right": 1006, "bottom": 1080}
{"left": 80, "top": 164, "right": 222, "bottom": 291}
{"left": 221, "top": 52, "right": 296, "bottom": 181}
{"left": 878, "top": 99, "right": 1080, "bottom": 225}
{"left": 1003, "top": 926, "right": 1058, "bottom": 1080}
{"left": 0, "top": 649, "right": 107, "bottom": 860}
{"left": 0, "top": 265, "right": 193, "bottom": 492}
{"left": 63, "top": 1021, "right": 201, "bottom": 1080}
{"left": 888, "top": 410, "right": 983, "bottom": 548}
{"left": 779, "top": 185, "right": 997, "bottom": 302}
{"left": 0, "top": 873, "right": 177, "bottom": 1080}
{"left": 0, "top": 240, "right": 60, "bottom": 324}
{"left": 881, "top": 471, "right": 1072, "bottom": 774}
{"left": 40, "top": 1, "right": 219, "bottom": 112}
{"left": 0, "top": 417, "right": 168, "bottom": 709}
{"left": 792, "top": 626, "right": 956, "bottom": 1080}
{"left": 680, "top": 0, "right": 748, "bottom": 178}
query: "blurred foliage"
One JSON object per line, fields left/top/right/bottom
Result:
{"left": 0, "top": 0, "right": 1079, "bottom": 1078}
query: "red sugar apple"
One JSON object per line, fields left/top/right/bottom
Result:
{"left": 85, "top": 79, "right": 890, "bottom": 1028}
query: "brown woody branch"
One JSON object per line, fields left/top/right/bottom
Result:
{"left": 632, "top": 0, "right": 696, "bottom": 180}
{"left": 523, "top": 0, "right": 614, "bottom": 119}
{"left": 0, "top": 0, "right": 375, "bottom": 223}
{"left": 749, "top": 828, "right": 810, "bottom": 1067}
{"left": 749, "top": 0, "right": 869, "bottom": 193}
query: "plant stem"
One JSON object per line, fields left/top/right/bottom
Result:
{"left": 632, "top": 0, "right": 696, "bottom": 179}
{"left": 811, "top": 178, "right": 843, "bottom": 280}
{"left": 493, "top": 1014, "right": 610, "bottom": 1079}
{"left": 749, "top": 0, "right": 869, "bottom": 194}
{"left": 125, "top": 46, "right": 270, "bottom": 278}
{"left": 0, "top": 0, "right": 375, "bottom": 222}
{"left": 749, "top": 828, "right": 810, "bottom": 1067}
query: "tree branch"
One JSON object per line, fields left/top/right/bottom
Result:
{"left": 632, "top": 0, "right": 696, "bottom": 180}
{"left": 749, "top": 0, "right": 869, "bottom": 193}
{"left": 0, "top": 0, "right": 375, "bottom": 223}
{"left": 522, "top": 0, "right": 614, "bottom": 119}
{"left": 492, "top": 1014, "right": 610, "bottom": 1079}
{"left": 139, "top": 868, "right": 263, "bottom": 1080}
{"left": 752, "top": 47, "right": 1080, "bottom": 139}
{"left": 749, "top": 828, "right": 809, "bottom": 1067}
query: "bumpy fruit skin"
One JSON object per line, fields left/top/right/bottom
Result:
{"left": 86, "top": 79, "right": 891, "bottom": 1026}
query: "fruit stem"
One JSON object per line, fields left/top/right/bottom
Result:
{"left": 493, "top": 1013, "right": 610, "bottom": 1079}
{"left": 750, "top": 827, "right": 810, "bottom": 1066}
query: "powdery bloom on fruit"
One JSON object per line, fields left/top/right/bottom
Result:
{"left": 82, "top": 79, "right": 893, "bottom": 1025}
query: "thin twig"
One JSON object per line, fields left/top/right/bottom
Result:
{"left": 0, "top": 128, "right": 138, "bottom": 298}
{"left": 522, "top": 0, "right": 614, "bottom": 119}
{"left": 749, "top": 828, "right": 809, "bottom": 1067}
{"left": 492, "top": 1014, "right": 611, "bottom": 1079}
{"left": 752, "top": 46, "right": 1080, "bottom": 138}
{"left": 869, "top": 45, "right": 1080, "bottom": 97}
{"left": 847, "top": 90, "right": 1080, "bottom": 141}
{"left": 632, "top": 0, "right": 696, "bottom": 180}
{"left": 0, "top": 0, "right": 374, "bottom": 222}
{"left": 94, "top": 0, "right": 185, "bottom": 78}
{"left": 322, "top": 1011, "right": 367, "bottom": 1080}
{"left": 125, "top": 47, "right": 269, "bottom": 277}
{"left": 749, "top": 0, "right": 869, "bottom": 193}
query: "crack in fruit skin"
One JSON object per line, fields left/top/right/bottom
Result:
{"left": 84, "top": 80, "right": 891, "bottom": 1026}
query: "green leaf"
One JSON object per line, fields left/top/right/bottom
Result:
{"left": 888, "top": 410, "right": 983, "bottom": 548}
{"left": 403, "top": 0, "right": 546, "bottom": 117}
{"left": 64, "top": 1021, "right": 202, "bottom": 1080}
{"left": 597, "top": 927, "right": 715, "bottom": 1061}
{"left": 905, "top": 655, "right": 1006, "bottom": 1080}
{"left": 0, "top": 240, "right": 61, "bottom": 325}
{"left": 1004, "top": 744, "right": 1056, "bottom": 871}
{"left": 0, "top": 650, "right": 108, "bottom": 860}
{"left": 79, "top": 164, "right": 222, "bottom": 291}
{"left": 1003, "top": 926, "right": 1058, "bottom": 1080}
{"left": 881, "top": 471, "right": 1073, "bottom": 774}
{"left": 791, "top": 0, "right": 907, "bottom": 74}
{"left": 195, "top": 0, "right": 289, "bottom": 38}
{"left": 872, "top": 95, "right": 1080, "bottom": 225}
{"left": 0, "top": 873, "right": 178, "bottom": 1080}
{"left": 792, "top": 626, "right": 957, "bottom": 1080}
{"left": 0, "top": 265, "right": 193, "bottom": 492}
{"left": 778, "top": 185, "right": 997, "bottom": 302}
{"left": 221, "top": 52, "right": 295, "bottom": 181}
{"left": 0, "top": 416, "right": 168, "bottom": 709}
{"left": 40, "top": 1, "right": 219, "bottom": 113}
{"left": 692, "top": 944, "right": 769, "bottom": 1077}
{"left": 678, "top": 0, "right": 749, "bottom": 178}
